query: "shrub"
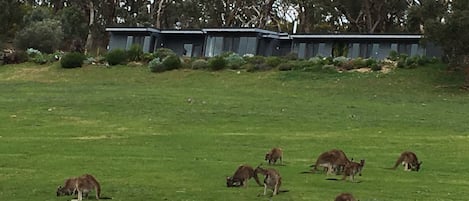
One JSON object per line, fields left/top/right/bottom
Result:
{"left": 61, "top": 52, "right": 86, "bottom": 68}
{"left": 142, "top": 52, "right": 156, "bottom": 63}
{"left": 148, "top": 58, "right": 165, "bottom": 72}
{"left": 322, "top": 64, "right": 338, "bottom": 73}
{"left": 370, "top": 63, "right": 382, "bottom": 71}
{"left": 388, "top": 50, "right": 399, "bottom": 61}
{"left": 277, "top": 62, "right": 294, "bottom": 71}
{"left": 3, "top": 50, "right": 29, "bottom": 64}
{"left": 333, "top": 56, "right": 349, "bottom": 66}
{"left": 284, "top": 52, "right": 298, "bottom": 60}
{"left": 365, "top": 58, "right": 378, "bottom": 67}
{"left": 351, "top": 57, "right": 368, "bottom": 69}
{"left": 224, "top": 53, "right": 245, "bottom": 69}
{"left": 246, "top": 63, "right": 274, "bottom": 72}
{"left": 265, "top": 56, "right": 283, "bottom": 68}
{"left": 208, "top": 56, "right": 227, "bottom": 71}
{"left": 162, "top": 55, "right": 182, "bottom": 70}
{"left": 245, "top": 55, "right": 266, "bottom": 65}
{"left": 191, "top": 59, "right": 208, "bottom": 70}
{"left": 154, "top": 48, "right": 176, "bottom": 60}
{"left": 127, "top": 44, "right": 144, "bottom": 61}
{"left": 14, "top": 19, "right": 64, "bottom": 53}
{"left": 106, "top": 49, "right": 127, "bottom": 66}
{"left": 308, "top": 56, "right": 323, "bottom": 65}
{"left": 26, "top": 48, "right": 48, "bottom": 64}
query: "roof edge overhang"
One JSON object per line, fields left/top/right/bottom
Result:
{"left": 105, "top": 27, "right": 161, "bottom": 33}
{"left": 290, "top": 34, "right": 423, "bottom": 39}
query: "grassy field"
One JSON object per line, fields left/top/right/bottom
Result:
{"left": 0, "top": 62, "right": 468, "bottom": 201}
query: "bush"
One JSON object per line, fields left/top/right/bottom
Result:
{"left": 3, "top": 50, "right": 29, "bottom": 64}
{"left": 224, "top": 53, "right": 245, "bottom": 69}
{"left": 388, "top": 50, "right": 399, "bottom": 61}
{"left": 265, "top": 56, "right": 283, "bottom": 68}
{"left": 127, "top": 44, "right": 144, "bottom": 61}
{"left": 208, "top": 56, "right": 227, "bottom": 71}
{"left": 284, "top": 52, "right": 298, "bottom": 60}
{"left": 14, "top": 19, "right": 64, "bottom": 53}
{"left": 245, "top": 55, "right": 266, "bottom": 65}
{"left": 322, "top": 64, "right": 338, "bottom": 73}
{"left": 277, "top": 62, "right": 294, "bottom": 71}
{"left": 61, "top": 52, "right": 86, "bottom": 68}
{"left": 142, "top": 52, "right": 156, "bottom": 63}
{"left": 370, "top": 63, "right": 382, "bottom": 71}
{"left": 191, "top": 59, "right": 208, "bottom": 70}
{"left": 308, "top": 56, "right": 323, "bottom": 65}
{"left": 333, "top": 56, "right": 349, "bottom": 66}
{"left": 154, "top": 48, "right": 176, "bottom": 60}
{"left": 148, "top": 58, "right": 165, "bottom": 72}
{"left": 162, "top": 55, "right": 182, "bottom": 70}
{"left": 246, "top": 63, "right": 274, "bottom": 72}
{"left": 26, "top": 48, "right": 48, "bottom": 64}
{"left": 106, "top": 49, "right": 127, "bottom": 66}
{"left": 351, "top": 57, "right": 368, "bottom": 69}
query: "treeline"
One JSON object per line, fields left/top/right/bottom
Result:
{"left": 0, "top": 0, "right": 451, "bottom": 51}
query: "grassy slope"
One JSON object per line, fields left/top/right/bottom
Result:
{"left": 0, "top": 63, "right": 468, "bottom": 201}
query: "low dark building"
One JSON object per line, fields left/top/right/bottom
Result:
{"left": 105, "top": 27, "right": 441, "bottom": 59}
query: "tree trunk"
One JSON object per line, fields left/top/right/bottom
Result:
{"left": 155, "top": 0, "right": 166, "bottom": 28}
{"left": 85, "top": 1, "right": 95, "bottom": 54}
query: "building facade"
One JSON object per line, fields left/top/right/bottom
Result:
{"left": 106, "top": 27, "right": 441, "bottom": 60}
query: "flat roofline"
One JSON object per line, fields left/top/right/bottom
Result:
{"left": 160, "top": 30, "right": 204, "bottom": 34}
{"left": 105, "top": 27, "right": 160, "bottom": 33}
{"left": 290, "top": 34, "right": 423, "bottom": 39}
{"left": 202, "top": 28, "right": 279, "bottom": 35}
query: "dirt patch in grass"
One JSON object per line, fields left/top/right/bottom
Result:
{"left": 3, "top": 66, "right": 54, "bottom": 82}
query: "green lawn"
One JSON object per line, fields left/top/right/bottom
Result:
{"left": 0, "top": 63, "right": 468, "bottom": 201}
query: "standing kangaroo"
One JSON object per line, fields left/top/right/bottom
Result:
{"left": 311, "top": 149, "right": 350, "bottom": 175}
{"left": 57, "top": 174, "right": 101, "bottom": 201}
{"left": 226, "top": 164, "right": 262, "bottom": 187}
{"left": 392, "top": 151, "right": 422, "bottom": 171}
{"left": 265, "top": 147, "right": 283, "bottom": 165}
{"left": 342, "top": 159, "right": 365, "bottom": 182}
{"left": 255, "top": 166, "right": 282, "bottom": 196}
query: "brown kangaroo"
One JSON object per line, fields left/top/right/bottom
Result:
{"left": 311, "top": 149, "right": 350, "bottom": 175}
{"left": 265, "top": 147, "right": 283, "bottom": 165}
{"left": 226, "top": 164, "right": 262, "bottom": 187}
{"left": 255, "top": 166, "right": 282, "bottom": 196}
{"left": 57, "top": 174, "right": 101, "bottom": 201}
{"left": 335, "top": 192, "right": 357, "bottom": 201}
{"left": 392, "top": 151, "right": 422, "bottom": 171}
{"left": 342, "top": 159, "right": 365, "bottom": 182}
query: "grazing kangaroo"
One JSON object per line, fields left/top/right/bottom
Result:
{"left": 265, "top": 147, "right": 283, "bottom": 165}
{"left": 311, "top": 149, "right": 350, "bottom": 175}
{"left": 255, "top": 166, "right": 282, "bottom": 196}
{"left": 392, "top": 151, "right": 422, "bottom": 171}
{"left": 226, "top": 164, "right": 262, "bottom": 187}
{"left": 335, "top": 192, "right": 357, "bottom": 201}
{"left": 57, "top": 174, "right": 101, "bottom": 201}
{"left": 342, "top": 159, "right": 365, "bottom": 182}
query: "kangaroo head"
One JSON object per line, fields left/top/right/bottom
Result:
{"left": 358, "top": 159, "right": 365, "bottom": 176}
{"left": 226, "top": 177, "right": 234, "bottom": 187}
{"left": 56, "top": 186, "right": 72, "bottom": 196}
{"left": 413, "top": 161, "right": 423, "bottom": 171}
{"left": 265, "top": 153, "right": 271, "bottom": 160}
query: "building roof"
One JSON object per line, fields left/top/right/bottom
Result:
{"left": 290, "top": 34, "right": 422, "bottom": 39}
{"left": 105, "top": 27, "right": 424, "bottom": 40}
